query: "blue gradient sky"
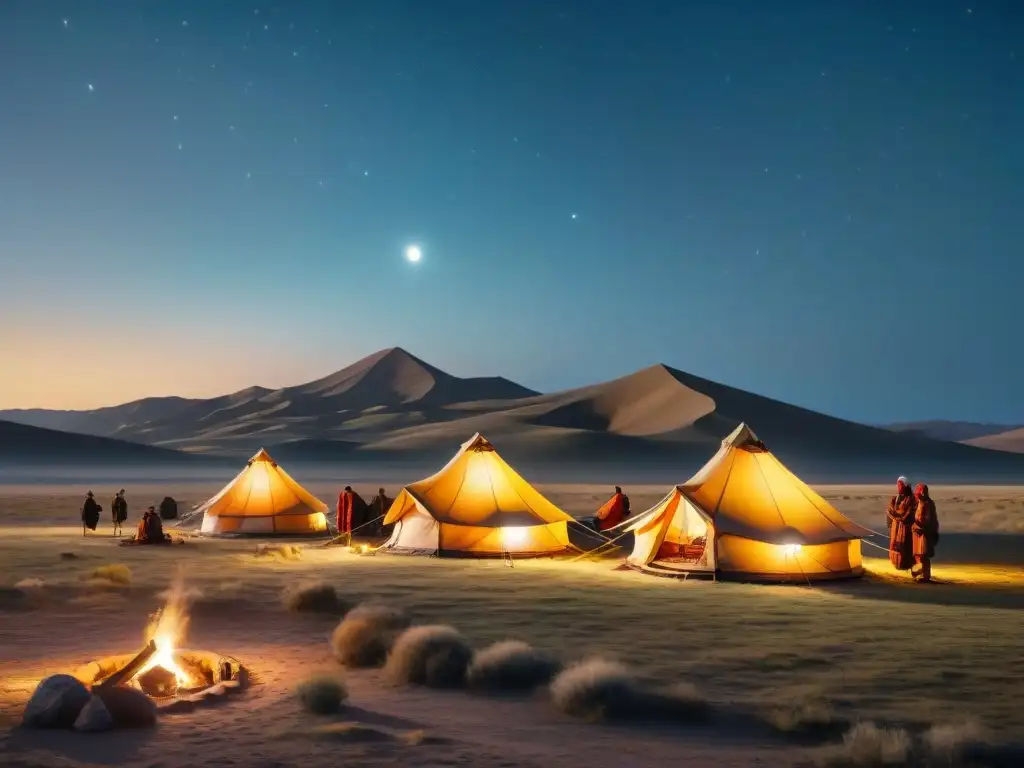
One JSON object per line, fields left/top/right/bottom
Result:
{"left": 1, "top": 1, "right": 1021, "bottom": 423}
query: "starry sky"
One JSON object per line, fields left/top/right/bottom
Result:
{"left": 1, "top": 1, "right": 1021, "bottom": 424}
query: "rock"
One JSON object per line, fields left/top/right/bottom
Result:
{"left": 95, "top": 686, "right": 158, "bottom": 728}
{"left": 22, "top": 674, "right": 91, "bottom": 729}
{"left": 73, "top": 695, "right": 113, "bottom": 732}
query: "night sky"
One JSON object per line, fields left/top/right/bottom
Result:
{"left": 1, "top": 1, "right": 1021, "bottom": 423}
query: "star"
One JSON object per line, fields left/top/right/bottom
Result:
{"left": 293, "top": 51, "right": 298, "bottom": 57}
{"left": 229, "top": 125, "right": 236, "bottom": 131}
{"left": 755, "top": 248, "right": 760, "bottom": 256}
{"left": 87, "top": 83, "right": 94, "bottom": 92}
{"left": 571, "top": 213, "right": 577, "bottom": 220}
{"left": 363, "top": 170, "right": 369, "bottom": 176}
{"left": 62, "top": 19, "right": 68, "bottom": 28}
{"left": 182, "top": 20, "right": 188, "bottom": 27}
{"left": 246, "top": 172, "right": 251, "bottom": 179}
{"left": 177, "top": 142, "right": 183, "bottom": 150}
{"left": 173, "top": 115, "right": 178, "bottom": 121}
{"left": 264, "top": 24, "right": 269, "bottom": 31}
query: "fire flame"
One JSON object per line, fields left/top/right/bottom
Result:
{"left": 136, "top": 569, "right": 194, "bottom": 687}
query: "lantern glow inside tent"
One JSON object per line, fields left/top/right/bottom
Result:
{"left": 624, "top": 424, "right": 868, "bottom": 581}
{"left": 380, "top": 433, "right": 575, "bottom": 557}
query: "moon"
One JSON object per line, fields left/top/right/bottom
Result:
{"left": 405, "top": 245, "right": 422, "bottom": 263}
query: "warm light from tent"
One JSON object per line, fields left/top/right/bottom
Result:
{"left": 782, "top": 543, "right": 802, "bottom": 556}
{"left": 502, "top": 527, "right": 528, "bottom": 548}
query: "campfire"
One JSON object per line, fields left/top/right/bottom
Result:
{"left": 72, "top": 572, "right": 247, "bottom": 705}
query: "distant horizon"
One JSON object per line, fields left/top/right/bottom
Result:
{"left": 1, "top": 343, "right": 1020, "bottom": 428}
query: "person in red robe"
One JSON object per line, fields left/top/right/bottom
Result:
{"left": 911, "top": 483, "right": 939, "bottom": 583}
{"left": 336, "top": 486, "right": 356, "bottom": 542}
{"left": 594, "top": 486, "right": 631, "bottom": 532}
{"left": 886, "top": 476, "right": 916, "bottom": 570}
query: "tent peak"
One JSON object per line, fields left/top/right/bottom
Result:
{"left": 248, "top": 448, "right": 276, "bottom": 465}
{"left": 723, "top": 423, "right": 765, "bottom": 450}
{"left": 461, "top": 432, "right": 495, "bottom": 452}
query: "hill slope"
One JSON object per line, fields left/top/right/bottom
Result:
{"left": 885, "top": 420, "right": 1022, "bottom": 443}
{"left": 966, "top": 428, "right": 1024, "bottom": 454}
{"left": 0, "top": 419, "right": 206, "bottom": 466}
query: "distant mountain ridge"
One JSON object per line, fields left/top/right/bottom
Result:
{"left": 884, "top": 420, "right": 1024, "bottom": 454}
{"left": 3, "top": 347, "right": 1024, "bottom": 478}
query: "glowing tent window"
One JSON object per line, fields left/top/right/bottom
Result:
{"left": 502, "top": 527, "right": 528, "bottom": 549}
{"left": 781, "top": 544, "right": 802, "bottom": 556}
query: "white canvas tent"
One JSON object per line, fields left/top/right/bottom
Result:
{"left": 380, "top": 433, "right": 575, "bottom": 557}
{"left": 624, "top": 424, "right": 869, "bottom": 580}
{"left": 194, "top": 448, "right": 329, "bottom": 535}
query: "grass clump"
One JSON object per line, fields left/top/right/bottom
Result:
{"left": 296, "top": 674, "right": 348, "bottom": 715}
{"left": 467, "top": 640, "right": 561, "bottom": 693}
{"left": 384, "top": 625, "right": 473, "bottom": 689}
{"left": 765, "top": 697, "right": 848, "bottom": 743}
{"left": 257, "top": 543, "right": 303, "bottom": 561}
{"left": 812, "top": 722, "right": 913, "bottom": 767}
{"left": 330, "top": 603, "right": 410, "bottom": 668}
{"left": 89, "top": 564, "right": 132, "bottom": 585}
{"left": 549, "top": 658, "right": 709, "bottom": 723}
{"left": 282, "top": 580, "right": 346, "bottom": 614}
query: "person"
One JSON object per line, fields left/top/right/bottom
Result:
{"left": 81, "top": 491, "right": 102, "bottom": 536}
{"left": 593, "top": 486, "right": 631, "bottom": 532}
{"left": 336, "top": 486, "right": 357, "bottom": 543}
{"left": 368, "top": 487, "right": 393, "bottom": 537}
{"left": 111, "top": 489, "right": 128, "bottom": 537}
{"left": 886, "top": 476, "right": 916, "bottom": 571}
{"left": 911, "top": 483, "right": 940, "bottom": 583}
{"left": 135, "top": 505, "right": 167, "bottom": 544}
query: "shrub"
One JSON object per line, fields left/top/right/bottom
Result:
{"left": 384, "top": 625, "right": 473, "bottom": 689}
{"left": 330, "top": 604, "right": 410, "bottom": 668}
{"left": 296, "top": 674, "right": 348, "bottom": 715}
{"left": 467, "top": 640, "right": 561, "bottom": 693}
{"left": 282, "top": 581, "right": 345, "bottom": 614}
{"left": 89, "top": 564, "right": 131, "bottom": 585}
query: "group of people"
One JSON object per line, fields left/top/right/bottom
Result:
{"left": 79, "top": 489, "right": 171, "bottom": 544}
{"left": 886, "top": 476, "right": 941, "bottom": 583}
{"left": 334, "top": 486, "right": 394, "bottom": 542}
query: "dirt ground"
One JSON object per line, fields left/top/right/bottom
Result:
{"left": 1, "top": 482, "right": 1022, "bottom": 767}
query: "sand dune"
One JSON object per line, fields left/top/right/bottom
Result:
{"left": 967, "top": 427, "right": 1024, "bottom": 454}
{"left": 3, "top": 348, "right": 1024, "bottom": 480}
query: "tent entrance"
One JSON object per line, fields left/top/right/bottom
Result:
{"left": 651, "top": 498, "right": 715, "bottom": 572}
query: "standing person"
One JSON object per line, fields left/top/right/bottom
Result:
{"left": 81, "top": 491, "right": 102, "bottom": 536}
{"left": 886, "top": 476, "right": 916, "bottom": 571}
{"left": 912, "top": 483, "right": 940, "bottom": 583}
{"left": 111, "top": 489, "right": 128, "bottom": 537}
{"left": 336, "top": 486, "right": 356, "bottom": 544}
{"left": 369, "top": 487, "right": 393, "bottom": 537}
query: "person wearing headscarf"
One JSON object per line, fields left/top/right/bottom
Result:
{"left": 336, "top": 486, "right": 359, "bottom": 542}
{"left": 81, "top": 491, "right": 102, "bottom": 536}
{"left": 886, "top": 476, "right": 916, "bottom": 570}
{"left": 111, "top": 489, "right": 128, "bottom": 537}
{"left": 912, "top": 483, "right": 940, "bottom": 583}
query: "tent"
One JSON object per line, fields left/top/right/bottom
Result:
{"left": 195, "top": 448, "right": 329, "bottom": 535}
{"left": 380, "top": 433, "right": 575, "bottom": 557}
{"left": 624, "top": 424, "right": 868, "bottom": 580}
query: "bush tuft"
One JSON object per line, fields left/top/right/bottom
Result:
{"left": 296, "top": 674, "right": 348, "bottom": 715}
{"left": 330, "top": 603, "right": 410, "bottom": 668}
{"left": 89, "top": 564, "right": 131, "bottom": 585}
{"left": 549, "top": 658, "right": 708, "bottom": 723}
{"left": 282, "top": 581, "right": 345, "bottom": 614}
{"left": 467, "top": 640, "right": 561, "bottom": 693}
{"left": 811, "top": 722, "right": 912, "bottom": 767}
{"left": 384, "top": 625, "right": 473, "bottom": 689}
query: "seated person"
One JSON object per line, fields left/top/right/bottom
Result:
{"left": 135, "top": 506, "right": 168, "bottom": 544}
{"left": 592, "top": 486, "right": 630, "bottom": 532}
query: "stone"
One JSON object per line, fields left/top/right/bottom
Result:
{"left": 73, "top": 695, "right": 114, "bottom": 732}
{"left": 95, "top": 686, "right": 158, "bottom": 728}
{"left": 22, "top": 674, "right": 91, "bottom": 729}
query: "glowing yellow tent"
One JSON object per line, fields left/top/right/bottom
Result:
{"left": 196, "top": 448, "right": 329, "bottom": 535}
{"left": 624, "top": 424, "right": 868, "bottom": 580}
{"left": 380, "top": 433, "right": 575, "bottom": 557}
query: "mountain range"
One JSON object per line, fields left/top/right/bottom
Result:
{"left": 3, "top": 347, "right": 1023, "bottom": 481}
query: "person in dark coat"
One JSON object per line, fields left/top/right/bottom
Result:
{"left": 81, "top": 491, "right": 102, "bottom": 536}
{"left": 886, "top": 476, "right": 916, "bottom": 571}
{"left": 911, "top": 483, "right": 940, "bottom": 583}
{"left": 111, "top": 489, "right": 128, "bottom": 537}
{"left": 368, "top": 487, "right": 393, "bottom": 537}
{"left": 336, "top": 486, "right": 367, "bottom": 543}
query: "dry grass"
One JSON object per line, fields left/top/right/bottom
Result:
{"left": 281, "top": 580, "right": 346, "bottom": 614}
{"left": 812, "top": 722, "right": 913, "bottom": 766}
{"left": 384, "top": 625, "right": 474, "bottom": 689}
{"left": 88, "top": 563, "right": 131, "bottom": 585}
{"left": 256, "top": 543, "right": 303, "bottom": 561}
{"left": 2, "top": 482, "right": 1024, "bottom": 745}
{"left": 467, "top": 640, "right": 561, "bottom": 693}
{"left": 330, "top": 603, "right": 410, "bottom": 668}
{"left": 549, "top": 658, "right": 709, "bottom": 723}
{"left": 295, "top": 673, "right": 348, "bottom": 715}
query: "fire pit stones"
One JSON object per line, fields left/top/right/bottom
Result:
{"left": 71, "top": 649, "right": 247, "bottom": 713}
